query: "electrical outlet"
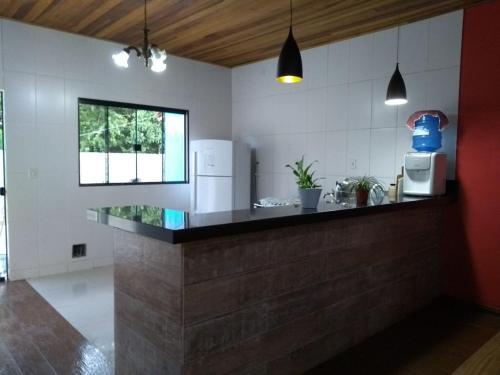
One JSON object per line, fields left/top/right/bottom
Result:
{"left": 28, "top": 168, "right": 38, "bottom": 180}
{"left": 350, "top": 159, "right": 357, "bottom": 170}
{"left": 72, "top": 244, "right": 86, "bottom": 258}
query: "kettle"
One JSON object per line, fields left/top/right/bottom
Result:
{"left": 335, "top": 180, "right": 352, "bottom": 203}
{"left": 369, "top": 183, "right": 385, "bottom": 205}
{"left": 323, "top": 180, "right": 350, "bottom": 204}
{"left": 323, "top": 191, "right": 335, "bottom": 203}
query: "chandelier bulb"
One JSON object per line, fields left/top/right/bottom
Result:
{"left": 112, "top": 50, "right": 130, "bottom": 68}
{"left": 150, "top": 48, "right": 167, "bottom": 73}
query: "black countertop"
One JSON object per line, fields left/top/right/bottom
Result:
{"left": 87, "top": 194, "right": 452, "bottom": 244}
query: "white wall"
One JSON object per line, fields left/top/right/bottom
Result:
{"left": 0, "top": 20, "right": 232, "bottom": 280}
{"left": 232, "top": 11, "right": 462, "bottom": 199}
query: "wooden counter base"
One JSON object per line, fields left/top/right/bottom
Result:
{"left": 113, "top": 206, "right": 442, "bottom": 374}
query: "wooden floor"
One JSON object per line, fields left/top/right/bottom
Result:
{"left": 308, "top": 297, "right": 500, "bottom": 374}
{"left": 453, "top": 332, "right": 500, "bottom": 374}
{"left": 0, "top": 280, "right": 499, "bottom": 375}
{"left": 0, "top": 280, "right": 111, "bottom": 374}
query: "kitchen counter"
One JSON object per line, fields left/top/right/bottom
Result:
{"left": 87, "top": 194, "right": 451, "bottom": 244}
{"left": 90, "top": 193, "right": 451, "bottom": 374}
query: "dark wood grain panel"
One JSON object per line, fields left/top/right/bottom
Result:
{"left": 113, "top": 229, "right": 184, "bottom": 373}
{"left": 181, "top": 206, "right": 443, "bottom": 373}
{"left": 0, "top": 0, "right": 485, "bottom": 66}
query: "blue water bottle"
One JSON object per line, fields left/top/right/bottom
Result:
{"left": 412, "top": 115, "right": 442, "bottom": 152}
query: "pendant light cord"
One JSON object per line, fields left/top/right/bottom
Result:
{"left": 396, "top": 26, "right": 400, "bottom": 64}
{"left": 143, "top": 0, "right": 149, "bottom": 61}
{"left": 289, "top": 0, "right": 293, "bottom": 29}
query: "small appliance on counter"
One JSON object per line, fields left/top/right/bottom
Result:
{"left": 403, "top": 152, "right": 447, "bottom": 196}
{"left": 403, "top": 110, "right": 449, "bottom": 196}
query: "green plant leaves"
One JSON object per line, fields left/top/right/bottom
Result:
{"left": 347, "top": 175, "right": 380, "bottom": 193}
{"left": 285, "top": 155, "right": 322, "bottom": 189}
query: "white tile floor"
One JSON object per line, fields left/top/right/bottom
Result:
{"left": 28, "top": 266, "right": 115, "bottom": 369}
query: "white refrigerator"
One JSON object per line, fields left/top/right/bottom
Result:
{"left": 190, "top": 140, "right": 251, "bottom": 213}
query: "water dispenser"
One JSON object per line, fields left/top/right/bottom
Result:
{"left": 403, "top": 111, "right": 448, "bottom": 196}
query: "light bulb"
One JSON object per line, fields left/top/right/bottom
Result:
{"left": 385, "top": 98, "right": 408, "bottom": 106}
{"left": 112, "top": 50, "right": 129, "bottom": 68}
{"left": 276, "top": 75, "right": 302, "bottom": 83}
{"left": 150, "top": 48, "right": 167, "bottom": 73}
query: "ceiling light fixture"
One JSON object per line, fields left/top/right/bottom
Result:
{"left": 276, "top": 0, "right": 303, "bottom": 84}
{"left": 385, "top": 27, "right": 407, "bottom": 105}
{"left": 112, "top": 0, "right": 167, "bottom": 73}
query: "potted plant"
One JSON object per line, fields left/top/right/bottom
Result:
{"left": 286, "top": 156, "right": 323, "bottom": 208}
{"left": 347, "top": 176, "right": 380, "bottom": 206}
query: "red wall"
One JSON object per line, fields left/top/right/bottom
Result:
{"left": 442, "top": 0, "right": 500, "bottom": 311}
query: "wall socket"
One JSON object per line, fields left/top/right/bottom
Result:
{"left": 28, "top": 168, "right": 38, "bottom": 180}
{"left": 350, "top": 159, "right": 357, "bottom": 170}
{"left": 72, "top": 244, "right": 86, "bottom": 258}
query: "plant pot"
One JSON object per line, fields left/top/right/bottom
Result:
{"left": 356, "top": 189, "right": 369, "bottom": 207}
{"left": 299, "top": 188, "right": 322, "bottom": 209}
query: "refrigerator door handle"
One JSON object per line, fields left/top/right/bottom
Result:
{"left": 193, "top": 151, "right": 198, "bottom": 212}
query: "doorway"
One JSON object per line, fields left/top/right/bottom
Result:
{"left": 0, "top": 91, "right": 7, "bottom": 281}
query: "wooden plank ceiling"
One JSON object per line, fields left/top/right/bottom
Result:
{"left": 0, "top": 0, "right": 485, "bottom": 67}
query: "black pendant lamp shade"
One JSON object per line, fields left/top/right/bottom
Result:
{"left": 385, "top": 26, "right": 407, "bottom": 106}
{"left": 276, "top": 0, "right": 302, "bottom": 83}
{"left": 276, "top": 27, "right": 303, "bottom": 83}
{"left": 385, "top": 63, "right": 407, "bottom": 105}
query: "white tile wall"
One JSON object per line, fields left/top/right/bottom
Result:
{"left": 302, "top": 47, "right": 328, "bottom": 90}
{"left": 327, "top": 41, "right": 349, "bottom": 85}
{"left": 305, "top": 132, "right": 327, "bottom": 177}
{"left": 399, "top": 20, "right": 429, "bottom": 74}
{"left": 326, "top": 84, "right": 349, "bottom": 131}
{"left": 3, "top": 21, "right": 37, "bottom": 74}
{"left": 428, "top": 12, "right": 463, "bottom": 70}
{"left": 0, "top": 20, "right": 232, "bottom": 280}
{"left": 349, "top": 34, "right": 373, "bottom": 82}
{"left": 369, "top": 128, "right": 397, "bottom": 178}
{"left": 306, "top": 88, "right": 327, "bottom": 132}
{"left": 325, "top": 131, "right": 347, "bottom": 176}
{"left": 4, "top": 72, "right": 36, "bottom": 124}
{"left": 348, "top": 81, "right": 372, "bottom": 129}
{"left": 36, "top": 75, "right": 65, "bottom": 125}
{"left": 372, "top": 29, "right": 398, "bottom": 79}
{"left": 347, "top": 129, "right": 371, "bottom": 176}
{"left": 232, "top": 11, "right": 463, "bottom": 199}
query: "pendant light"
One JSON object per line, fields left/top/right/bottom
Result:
{"left": 112, "top": 0, "right": 167, "bottom": 73}
{"left": 385, "top": 27, "right": 407, "bottom": 105}
{"left": 276, "top": 0, "right": 303, "bottom": 83}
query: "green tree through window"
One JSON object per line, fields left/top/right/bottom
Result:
{"left": 79, "top": 104, "right": 106, "bottom": 152}
{"left": 78, "top": 98, "right": 188, "bottom": 185}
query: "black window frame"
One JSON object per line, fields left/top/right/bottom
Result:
{"left": 78, "top": 98, "right": 189, "bottom": 187}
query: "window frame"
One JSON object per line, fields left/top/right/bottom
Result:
{"left": 78, "top": 98, "right": 189, "bottom": 187}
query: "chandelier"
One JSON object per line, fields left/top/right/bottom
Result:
{"left": 112, "top": 0, "right": 167, "bottom": 73}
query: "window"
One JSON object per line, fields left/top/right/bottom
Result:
{"left": 78, "top": 98, "right": 188, "bottom": 185}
